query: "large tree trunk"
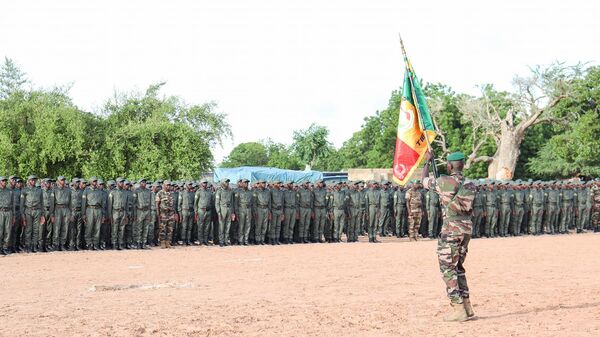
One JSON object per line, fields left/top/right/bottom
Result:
{"left": 487, "top": 124, "right": 525, "bottom": 180}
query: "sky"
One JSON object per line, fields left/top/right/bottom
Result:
{"left": 1, "top": 0, "right": 599, "bottom": 163}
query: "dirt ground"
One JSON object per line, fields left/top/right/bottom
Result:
{"left": 1, "top": 233, "right": 600, "bottom": 337}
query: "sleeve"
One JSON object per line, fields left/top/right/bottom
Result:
{"left": 422, "top": 177, "right": 435, "bottom": 190}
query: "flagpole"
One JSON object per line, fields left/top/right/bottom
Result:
{"left": 399, "top": 34, "right": 439, "bottom": 178}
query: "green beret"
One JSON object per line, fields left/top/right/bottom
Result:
{"left": 447, "top": 152, "right": 466, "bottom": 161}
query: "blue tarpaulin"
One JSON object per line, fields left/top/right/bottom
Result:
{"left": 213, "top": 167, "right": 323, "bottom": 184}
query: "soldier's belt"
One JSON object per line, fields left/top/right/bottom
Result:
{"left": 300, "top": 205, "right": 311, "bottom": 208}
{"left": 198, "top": 207, "right": 210, "bottom": 211}
{"left": 55, "top": 204, "right": 68, "bottom": 208}
{"left": 315, "top": 206, "right": 326, "bottom": 209}
{"left": 272, "top": 206, "right": 282, "bottom": 210}
{"left": 87, "top": 205, "right": 101, "bottom": 209}
{"left": 181, "top": 208, "right": 193, "bottom": 211}
{"left": 447, "top": 215, "right": 471, "bottom": 221}
{"left": 219, "top": 203, "right": 231, "bottom": 207}
{"left": 0, "top": 207, "right": 11, "bottom": 211}
{"left": 257, "top": 205, "right": 269, "bottom": 208}
{"left": 26, "top": 206, "right": 41, "bottom": 210}
{"left": 137, "top": 207, "right": 149, "bottom": 211}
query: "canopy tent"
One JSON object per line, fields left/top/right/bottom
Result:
{"left": 213, "top": 166, "right": 324, "bottom": 184}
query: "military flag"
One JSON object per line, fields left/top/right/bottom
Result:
{"left": 392, "top": 39, "right": 437, "bottom": 185}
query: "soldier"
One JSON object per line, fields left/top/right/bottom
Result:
{"left": 107, "top": 178, "right": 129, "bottom": 250}
{"left": 269, "top": 181, "right": 285, "bottom": 245}
{"left": 20, "top": 175, "right": 46, "bottom": 253}
{"left": 423, "top": 151, "right": 476, "bottom": 322}
{"left": 0, "top": 177, "right": 15, "bottom": 255}
{"left": 99, "top": 180, "right": 110, "bottom": 249}
{"left": 406, "top": 181, "right": 424, "bottom": 241}
{"left": 195, "top": 179, "right": 214, "bottom": 245}
{"left": 41, "top": 178, "right": 55, "bottom": 251}
{"left": 233, "top": 179, "right": 253, "bottom": 245}
{"left": 312, "top": 180, "right": 328, "bottom": 243}
{"left": 347, "top": 182, "right": 362, "bottom": 242}
{"left": 364, "top": 181, "right": 381, "bottom": 243}
{"left": 471, "top": 184, "right": 485, "bottom": 238}
{"left": 529, "top": 182, "right": 545, "bottom": 235}
{"left": 252, "top": 180, "right": 270, "bottom": 245}
{"left": 215, "top": 179, "right": 235, "bottom": 247}
{"left": 52, "top": 176, "right": 71, "bottom": 251}
{"left": 8, "top": 176, "right": 21, "bottom": 253}
{"left": 282, "top": 181, "right": 298, "bottom": 244}
{"left": 329, "top": 182, "right": 349, "bottom": 242}
{"left": 522, "top": 181, "right": 533, "bottom": 234}
{"left": 591, "top": 180, "right": 600, "bottom": 232}
{"left": 123, "top": 180, "right": 135, "bottom": 248}
{"left": 155, "top": 180, "right": 177, "bottom": 248}
{"left": 358, "top": 182, "right": 368, "bottom": 236}
{"left": 170, "top": 182, "right": 180, "bottom": 245}
{"left": 378, "top": 181, "right": 393, "bottom": 237}
{"left": 545, "top": 182, "right": 561, "bottom": 234}
{"left": 393, "top": 185, "right": 408, "bottom": 238}
{"left": 559, "top": 182, "right": 575, "bottom": 234}
{"left": 483, "top": 182, "right": 498, "bottom": 237}
{"left": 132, "top": 178, "right": 152, "bottom": 249}
{"left": 149, "top": 182, "right": 160, "bottom": 246}
{"left": 427, "top": 185, "right": 442, "bottom": 238}
{"left": 177, "top": 182, "right": 195, "bottom": 246}
{"left": 297, "top": 181, "right": 314, "bottom": 243}
{"left": 575, "top": 182, "right": 589, "bottom": 233}
{"left": 512, "top": 182, "right": 525, "bottom": 236}
{"left": 69, "top": 178, "right": 84, "bottom": 250}
{"left": 497, "top": 183, "right": 513, "bottom": 237}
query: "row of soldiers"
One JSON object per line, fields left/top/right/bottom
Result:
{"left": 1, "top": 175, "right": 599, "bottom": 254}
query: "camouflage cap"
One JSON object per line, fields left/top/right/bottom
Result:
{"left": 57, "top": 175, "right": 66, "bottom": 181}
{"left": 8, "top": 175, "right": 17, "bottom": 180}
{"left": 27, "top": 175, "right": 38, "bottom": 180}
{"left": 0, "top": 176, "right": 7, "bottom": 181}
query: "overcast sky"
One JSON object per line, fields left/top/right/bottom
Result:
{"left": 1, "top": 0, "right": 599, "bottom": 163}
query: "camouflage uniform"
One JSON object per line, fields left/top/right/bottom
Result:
{"left": 484, "top": 185, "right": 498, "bottom": 237}
{"left": 364, "top": 184, "right": 380, "bottom": 242}
{"left": 424, "top": 172, "right": 475, "bottom": 305}
{"left": 155, "top": 188, "right": 175, "bottom": 247}
{"left": 471, "top": 188, "right": 485, "bottom": 238}
{"left": 0, "top": 180, "right": 15, "bottom": 254}
{"left": 559, "top": 186, "right": 574, "bottom": 233}
{"left": 591, "top": 183, "right": 600, "bottom": 232}
{"left": 393, "top": 188, "right": 408, "bottom": 237}
{"left": 427, "top": 188, "right": 441, "bottom": 238}
{"left": 282, "top": 184, "right": 298, "bottom": 244}
{"left": 405, "top": 186, "right": 423, "bottom": 241}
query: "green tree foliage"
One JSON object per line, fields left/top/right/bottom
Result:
{"left": 220, "top": 139, "right": 302, "bottom": 170}
{"left": 0, "top": 61, "right": 230, "bottom": 179}
{"left": 291, "top": 124, "right": 333, "bottom": 170}
{"left": 0, "top": 57, "right": 28, "bottom": 99}
{"left": 527, "top": 66, "right": 600, "bottom": 178}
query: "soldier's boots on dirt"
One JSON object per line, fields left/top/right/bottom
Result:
{"left": 444, "top": 302, "right": 469, "bottom": 322}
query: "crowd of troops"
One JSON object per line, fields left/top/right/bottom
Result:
{"left": 0, "top": 174, "right": 599, "bottom": 255}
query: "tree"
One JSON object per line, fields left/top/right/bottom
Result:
{"left": 0, "top": 57, "right": 28, "bottom": 99}
{"left": 457, "top": 63, "right": 584, "bottom": 179}
{"left": 220, "top": 142, "right": 269, "bottom": 168}
{"left": 527, "top": 66, "right": 600, "bottom": 178}
{"left": 291, "top": 124, "right": 332, "bottom": 171}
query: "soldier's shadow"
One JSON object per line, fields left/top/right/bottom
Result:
{"left": 475, "top": 301, "right": 600, "bottom": 320}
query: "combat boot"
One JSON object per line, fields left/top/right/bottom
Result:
{"left": 463, "top": 298, "right": 475, "bottom": 318}
{"left": 443, "top": 302, "right": 469, "bottom": 322}
{"left": 165, "top": 241, "right": 172, "bottom": 249}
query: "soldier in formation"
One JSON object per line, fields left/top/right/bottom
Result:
{"left": 0, "top": 175, "right": 598, "bottom": 255}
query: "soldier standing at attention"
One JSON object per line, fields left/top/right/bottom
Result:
{"left": 234, "top": 179, "right": 253, "bottom": 246}
{"left": 52, "top": 176, "right": 71, "bottom": 251}
{"left": 545, "top": 182, "right": 561, "bottom": 234}
{"left": 41, "top": 178, "right": 55, "bottom": 251}
{"left": 427, "top": 186, "right": 441, "bottom": 238}
{"left": 512, "top": 182, "right": 525, "bottom": 236}
{"left": 423, "top": 151, "right": 476, "bottom": 322}
{"left": 21, "top": 176, "right": 46, "bottom": 253}
{"left": 575, "top": 182, "right": 589, "bottom": 233}
{"left": 483, "top": 182, "right": 498, "bottom": 237}
{"left": 132, "top": 178, "right": 152, "bottom": 249}
{"left": 149, "top": 182, "right": 160, "bottom": 246}
{"left": 559, "top": 182, "right": 575, "bottom": 233}
{"left": 393, "top": 185, "right": 408, "bottom": 238}
{"left": 282, "top": 181, "right": 298, "bottom": 244}
{"left": 252, "top": 180, "right": 270, "bottom": 245}
{"left": 347, "top": 182, "right": 362, "bottom": 242}
{"left": 364, "top": 181, "right": 381, "bottom": 243}
{"left": 591, "top": 180, "right": 600, "bottom": 232}
{"left": 312, "top": 180, "right": 328, "bottom": 243}
{"left": 108, "top": 178, "right": 129, "bottom": 250}
{"left": 155, "top": 180, "right": 177, "bottom": 248}
{"left": 405, "top": 181, "right": 424, "bottom": 242}
{"left": 269, "top": 181, "right": 285, "bottom": 245}
{"left": 69, "top": 178, "right": 83, "bottom": 250}
{"left": 529, "top": 182, "right": 545, "bottom": 235}
{"left": 328, "top": 182, "right": 349, "bottom": 242}
{"left": 195, "top": 179, "right": 214, "bottom": 245}
{"left": 177, "top": 182, "right": 195, "bottom": 246}
{"left": 378, "top": 181, "right": 393, "bottom": 237}
{"left": 471, "top": 184, "right": 485, "bottom": 238}
{"left": 0, "top": 177, "right": 15, "bottom": 255}
{"left": 297, "top": 181, "right": 314, "bottom": 243}
{"left": 215, "top": 179, "right": 235, "bottom": 247}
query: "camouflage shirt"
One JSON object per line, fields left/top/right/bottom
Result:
{"left": 423, "top": 173, "right": 475, "bottom": 235}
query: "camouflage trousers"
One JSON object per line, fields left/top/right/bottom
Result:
{"left": 407, "top": 211, "right": 422, "bottom": 239}
{"left": 591, "top": 207, "right": 600, "bottom": 229}
{"left": 158, "top": 213, "right": 174, "bottom": 243}
{"left": 437, "top": 233, "right": 471, "bottom": 304}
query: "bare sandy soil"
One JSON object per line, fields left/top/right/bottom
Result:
{"left": 1, "top": 233, "right": 600, "bottom": 337}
